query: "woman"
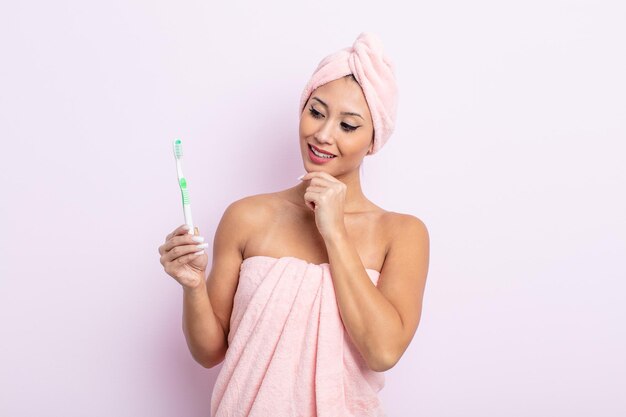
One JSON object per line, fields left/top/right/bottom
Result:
{"left": 158, "top": 32, "right": 430, "bottom": 417}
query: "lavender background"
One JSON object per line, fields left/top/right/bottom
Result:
{"left": 1, "top": 1, "right": 625, "bottom": 416}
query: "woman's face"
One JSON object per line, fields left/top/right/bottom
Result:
{"left": 299, "top": 76, "right": 374, "bottom": 175}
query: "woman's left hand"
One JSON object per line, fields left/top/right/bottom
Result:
{"left": 300, "top": 171, "right": 347, "bottom": 240}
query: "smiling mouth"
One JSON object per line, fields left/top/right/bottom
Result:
{"left": 308, "top": 144, "right": 336, "bottom": 158}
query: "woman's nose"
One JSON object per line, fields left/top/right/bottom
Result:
{"left": 314, "top": 122, "right": 334, "bottom": 144}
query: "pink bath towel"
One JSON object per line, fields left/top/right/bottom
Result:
{"left": 210, "top": 255, "right": 387, "bottom": 417}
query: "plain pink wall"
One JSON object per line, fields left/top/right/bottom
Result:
{"left": 1, "top": 1, "right": 625, "bottom": 416}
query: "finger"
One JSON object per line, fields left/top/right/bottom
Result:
{"left": 305, "top": 185, "right": 325, "bottom": 192}
{"left": 303, "top": 190, "right": 319, "bottom": 210}
{"left": 309, "top": 176, "right": 334, "bottom": 187}
{"left": 166, "top": 224, "right": 192, "bottom": 241}
{"left": 183, "top": 248, "right": 207, "bottom": 263}
{"left": 163, "top": 242, "right": 208, "bottom": 263}
{"left": 304, "top": 189, "right": 321, "bottom": 198}
{"left": 164, "top": 232, "right": 204, "bottom": 253}
{"left": 307, "top": 171, "right": 335, "bottom": 182}
{"left": 170, "top": 249, "right": 207, "bottom": 272}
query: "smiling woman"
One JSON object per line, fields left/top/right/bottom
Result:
{"left": 160, "top": 31, "right": 430, "bottom": 417}
{"left": 299, "top": 77, "right": 374, "bottom": 170}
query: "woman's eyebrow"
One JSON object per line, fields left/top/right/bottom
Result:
{"left": 312, "top": 96, "right": 364, "bottom": 120}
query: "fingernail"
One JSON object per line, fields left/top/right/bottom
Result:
{"left": 196, "top": 243, "right": 209, "bottom": 249}
{"left": 192, "top": 236, "right": 204, "bottom": 242}
{"left": 297, "top": 174, "right": 304, "bottom": 181}
{"left": 193, "top": 249, "right": 204, "bottom": 255}
{"left": 183, "top": 225, "right": 191, "bottom": 230}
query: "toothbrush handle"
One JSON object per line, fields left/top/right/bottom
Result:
{"left": 184, "top": 204, "right": 194, "bottom": 234}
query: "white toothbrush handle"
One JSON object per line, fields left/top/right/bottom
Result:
{"left": 184, "top": 204, "right": 194, "bottom": 234}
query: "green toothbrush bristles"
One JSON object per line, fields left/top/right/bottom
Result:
{"left": 173, "top": 139, "right": 189, "bottom": 205}
{"left": 181, "top": 188, "right": 190, "bottom": 205}
{"left": 174, "top": 139, "right": 183, "bottom": 158}
{"left": 179, "top": 177, "right": 190, "bottom": 205}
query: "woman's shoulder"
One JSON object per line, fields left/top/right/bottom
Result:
{"left": 230, "top": 191, "right": 285, "bottom": 210}
{"left": 376, "top": 210, "right": 428, "bottom": 247}
{"left": 223, "top": 192, "right": 282, "bottom": 227}
{"left": 381, "top": 210, "right": 426, "bottom": 226}
{"left": 360, "top": 203, "right": 425, "bottom": 226}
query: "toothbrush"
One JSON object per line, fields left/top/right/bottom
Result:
{"left": 173, "top": 139, "right": 195, "bottom": 235}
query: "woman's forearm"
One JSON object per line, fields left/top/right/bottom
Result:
{"left": 182, "top": 278, "right": 226, "bottom": 368}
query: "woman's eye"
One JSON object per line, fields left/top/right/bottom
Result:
{"left": 309, "top": 107, "right": 357, "bottom": 132}
{"left": 309, "top": 107, "right": 323, "bottom": 118}
{"left": 341, "top": 123, "right": 357, "bottom": 132}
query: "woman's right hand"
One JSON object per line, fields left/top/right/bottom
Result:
{"left": 158, "top": 224, "right": 209, "bottom": 290}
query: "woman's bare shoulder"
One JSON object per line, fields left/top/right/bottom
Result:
{"left": 380, "top": 210, "right": 428, "bottom": 235}
{"left": 224, "top": 191, "right": 281, "bottom": 227}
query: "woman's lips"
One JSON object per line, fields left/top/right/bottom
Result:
{"left": 307, "top": 144, "right": 336, "bottom": 164}
{"left": 310, "top": 144, "right": 336, "bottom": 156}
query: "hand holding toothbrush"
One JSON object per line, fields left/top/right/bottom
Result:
{"left": 159, "top": 224, "right": 208, "bottom": 290}
{"left": 158, "top": 138, "right": 207, "bottom": 290}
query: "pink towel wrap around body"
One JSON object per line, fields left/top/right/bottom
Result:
{"left": 210, "top": 255, "right": 387, "bottom": 417}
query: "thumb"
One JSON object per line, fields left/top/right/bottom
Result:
{"left": 194, "top": 227, "right": 200, "bottom": 236}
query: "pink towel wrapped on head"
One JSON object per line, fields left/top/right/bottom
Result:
{"left": 210, "top": 255, "right": 387, "bottom": 417}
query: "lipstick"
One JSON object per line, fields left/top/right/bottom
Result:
{"left": 307, "top": 144, "right": 336, "bottom": 164}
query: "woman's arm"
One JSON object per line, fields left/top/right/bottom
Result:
{"left": 182, "top": 280, "right": 227, "bottom": 368}
{"left": 181, "top": 198, "right": 255, "bottom": 368}
{"left": 325, "top": 213, "right": 430, "bottom": 372}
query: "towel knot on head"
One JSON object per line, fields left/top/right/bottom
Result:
{"left": 299, "top": 32, "right": 399, "bottom": 155}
